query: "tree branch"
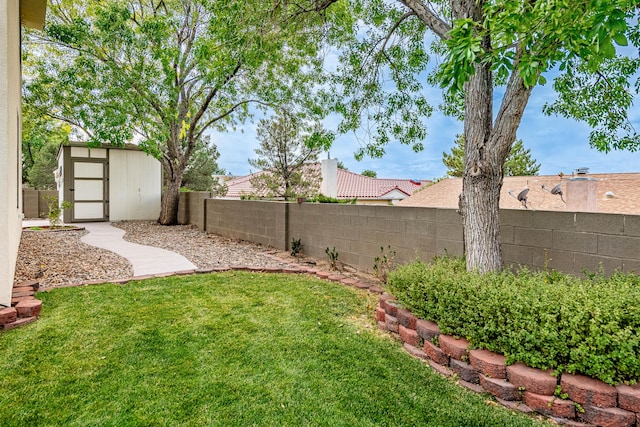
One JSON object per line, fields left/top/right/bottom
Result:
{"left": 194, "top": 99, "right": 274, "bottom": 142}
{"left": 188, "top": 60, "right": 244, "bottom": 141}
{"left": 45, "top": 112, "right": 95, "bottom": 141}
{"left": 381, "top": 11, "right": 417, "bottom": 52}
{"left": 397, "top": 0, "right": 452, "bottom": 39}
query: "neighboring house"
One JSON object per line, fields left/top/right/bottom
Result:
{"left": 398, "top": 171, "right": 640, "bottom": 214}
{"left": 1, "top": 0, "right": 48, "bottom": 308}
{"left": 223, "top": 160, "right": 429, "bottom": 205}
{"left": 334, "top": 168, "right": 428, "bottom": 204}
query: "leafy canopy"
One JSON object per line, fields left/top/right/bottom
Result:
{"left": 23, "top": 0, "right": 348, "bottom": 223}
{"left": 180, "top": 136, "right": 224, "bottom": 191}
{"left": 26, "top": 0, "right": 335, "bottom": 148}
{"left": 21, "top": 104, "right": 69, "bottom": 188}
{"left": 321, "top": 0, "right": 640, "bottom": 156}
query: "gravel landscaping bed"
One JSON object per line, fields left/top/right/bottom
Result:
{"left": 112, "top": 221, "right": 293, "bottom": 270}
{"left": 14, "top": 229, "right": 133, "bottom": 289}
{"left": 14, "top": 221, "right": 295, "bottom": 289}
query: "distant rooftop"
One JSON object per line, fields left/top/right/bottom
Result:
{"left": 224, "top": 163, "right": 429, "bottom": 202}
{"left": 398, "top": 173, "right": 640, "bottom": 215}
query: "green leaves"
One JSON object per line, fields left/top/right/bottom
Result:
{"left": 442, "top": 135, "right": 540, "bottom": 177}
{"left": 438, "top": 19, "right": 484, "bottom": 93}
{"left": 248, "top": 112, "right": 323, "bottom": 200}
{"left": 324, "top": 0, "right": 432, "bottom": 159}
{"left": 388, "top": 257, "right": 640, "bottom": 384}
{"left": 543, "top": 56, "right": 640, "bottom": 152}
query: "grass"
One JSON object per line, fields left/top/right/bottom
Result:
{"left": 0, "top": 272, "right": 550, "bottom": 426}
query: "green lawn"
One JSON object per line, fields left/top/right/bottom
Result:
{"left": 0, "top": 272, "right": 549, "bottom": 426}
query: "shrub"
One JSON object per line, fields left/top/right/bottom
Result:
{"left": 307, "top": 194, "right": 357, "bottom": 204}
{"left": 387, "top": 256, "right": 640, "bottom": 385}
{"left": 373, "top": 245, "right": 396, "bottom": 283}
{"left": 290, "top": 238, "right": 303, "bottom": 256}
{"left": 43, "top": 195, "right": 72, "bottom": 228}
{"left": 325, "top": 246, "right": 339, "bottom": 270}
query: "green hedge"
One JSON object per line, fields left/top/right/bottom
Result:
{"left": 387, "top": 256, "right": 640, "bottom": 385}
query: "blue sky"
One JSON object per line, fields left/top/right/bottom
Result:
{"left": 214, "top": 52, "right": 640, "bottom": 180}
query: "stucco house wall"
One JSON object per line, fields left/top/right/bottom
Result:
{"left": 0, "top": 0, "right": 47, "bottom": 307}
{"left": 0, "top": 0, "right": 22, "bottom": 307}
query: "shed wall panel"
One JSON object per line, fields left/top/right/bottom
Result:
{"left": 108, "top": 150, "right": 161, "bottom": 221}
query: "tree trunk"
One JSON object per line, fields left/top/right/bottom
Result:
{"left": 461, "top": 167, "right": 504, "bottom": 273}
{"left": 461, "top": 66, "right": 504, "bottom": 273}
{"left": 159, "top": 163, "right": 184, "bottom": 225}
{"left": 460, "top": 43, "right": 534, "bottom": 272}
{"left": 457, "top": 0, "right": 504, "bottom": 273}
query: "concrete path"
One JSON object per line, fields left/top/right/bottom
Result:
{"left": 76, "top": 222, "right": 197, "bottom": 276}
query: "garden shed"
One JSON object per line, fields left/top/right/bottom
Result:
{"left": 56, "top": 143, "right": 161, "bottom": 223}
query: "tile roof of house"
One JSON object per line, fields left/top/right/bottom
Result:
{"left": 223, "top": 164, "right": 429, "bottom": 200}
{"left": 336, "top": 168, "right": 428, "bottom": 199}
{"left": 397, "top": 173, "right": 640, "bottom": 214}
{"left": 224, "top": 173, "right": 258, "bottom": 198}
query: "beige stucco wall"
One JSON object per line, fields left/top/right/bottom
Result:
{"left": 0, "top": 0, "right": 23, "bottom": 307}
{"left": 108, "top": 150, "right": 161, "bottom": 221}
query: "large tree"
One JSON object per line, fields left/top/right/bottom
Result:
{"left": 23, "top": 0, "right": 335, "bottom": 224}
{"left": 180, "top": 136, "right": 224, "bottom": 191}
{"left": 443, "top": 135, "right": 540, "bottom": 178}
{"left": 248, "top": 113, "right": 323, "bottom": 200}
{"left": 21, "top": 105, "right": 70, "bottom": 186}
{"left": 319, "top": 0, "right": 639, "bottom": 272}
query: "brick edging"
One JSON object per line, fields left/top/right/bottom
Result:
{"left": 2, "top": 280, "right": 42, "bottom": 331}
{"left": 377, "top": 295, "right": 640, "bottom": 427}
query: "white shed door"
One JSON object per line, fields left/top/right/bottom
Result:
{"left": 71, "top": 160, "right": 108, "bottom": 221}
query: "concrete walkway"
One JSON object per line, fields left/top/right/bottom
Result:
{"left": 23, "top": 220, "right": 197, "bottom": 276}
{"left": 78, "top": 222, "right": 197, "bottom": 276}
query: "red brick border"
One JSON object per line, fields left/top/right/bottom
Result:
{"left": 376, "top": 294, "right": 640, "bottom": 426}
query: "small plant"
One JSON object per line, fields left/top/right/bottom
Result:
{"left": 290, "top": 238, "right": 303, "bottom": 257}
{"left": 373, "top": 245, "right": 396, "bottom": 283}
{"left": 43, "top": 195, "right": 72, "bottom": 228}
{"left": 574, "top": 402, "right": 585, "bottom": 413}
{"left": 325, "top": 246, "right": 339, "bottom": 270}
{"left": 553, "top": 385, "right": 568, "bottom": 400}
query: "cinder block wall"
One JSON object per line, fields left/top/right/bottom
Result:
{"left": 205, "top": 199, "right": 287, "bottom": 250}
{"left": 22, "top": 189, "right": 58, "bottom": 219}
{"left": 501, "top": 210, "right": 640, "bottom": 275}
{"left": 287, "top": 203, "right": 463, "bottom": 271}
{"left": 183, "top": 198, "right": 640, "bottom": 275}
{"left": 178, "top": 192, "right": 209, "bottom": 231}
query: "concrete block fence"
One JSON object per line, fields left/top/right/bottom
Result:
{"left": 178, "top": 195, "right": 640, "bottom": 276}
{"left": 378, "top": 294, "right": 640, "bottom": 427}
{"left": 22, "top": 189, "right": 58, "bottom": 219}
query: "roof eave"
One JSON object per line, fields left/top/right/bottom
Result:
{"left": 21, "top": 0, "right": 48, "bottom": 31}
